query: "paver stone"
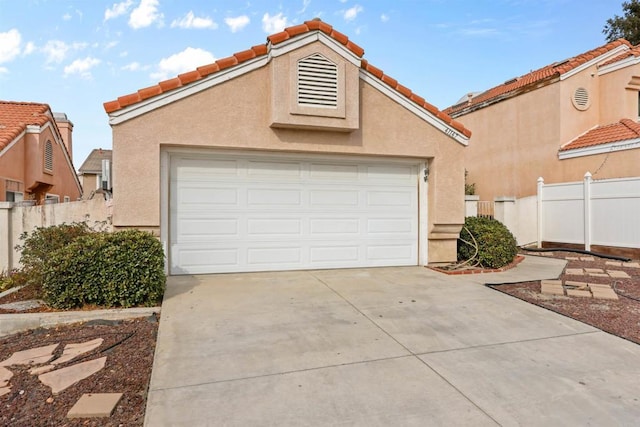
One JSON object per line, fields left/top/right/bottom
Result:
{"left": 53, "top": 338, "right": 104, "bottom": 365}
{"left": 67, "top": 393, "right": 123, "bottom": 418}
{"left": 0, "top": 343, "right": 58, "bottom": 367}
{"left": 39, "top": 357, "right": 107, "bottom": 394}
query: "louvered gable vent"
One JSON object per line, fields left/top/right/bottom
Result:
{"left": 297, "top": 53, "right": 338, "bottom": 108}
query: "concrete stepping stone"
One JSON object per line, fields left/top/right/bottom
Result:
{"left": 0, "top": 299, "right": 45, "bottom": 311}
{"left": 606, "top": 261, "right": 622, "bottom": 267}
{"left": 565, "top": 268, "right": 583, "bottom": 275}
{"left": 30, "top": 365, "right": 55, "bottom": 375}
{"left": 0, "top": 385, "right": 10, "bottom": 396}
{"left": 588, "top": 273, "right": 609, "bottom": 277}
{"left": 565, "top": 256, "right": 580, "bottom": 261}
{"left": 608, "top": 270, "right": 630, "bottom": 278}
{"left": 566, "top": 289, "right": 592, "bottom": 298}
{"left": 541, "top": 280, "right": 564, "bottom": 296}
{"left": 39, "top": 357, "right": 106, "bottom": 394}
{"left": 589, "top": 284, "right": 619, "bottom": 300}
{"left": 0, "top": 343, "right": 58, "bottom": 367}
{"left": 52, "top": 338, "right": 103, "bottom": 365}
{"left": 580, "top": 257, "right": 595, "bottom": 261}
{"left": 624, "top": 262, "right": 640, "bottom": 268}
{"left": 584, "top": 268, "right": 604, "bottom": 273}
{"left": 67, "top": 393, "right": 123, "bottom": 419}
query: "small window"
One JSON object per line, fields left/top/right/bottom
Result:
{"left": 297, "top": 53, "right": 338, "bottom": 108}
{"left": 44, "top": 140, "right": 53, "bottom": 171}
{"left": 45, "top": 194, "right": 59, "bottom": 204}
{"left": 64, "top": 196, "right": 70, "bottom": 202}
{"left": 6, "top": 191, "right": 24, "bottom": 202}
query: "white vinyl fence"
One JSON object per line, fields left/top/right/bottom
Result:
{"left": 537, "top": 173, "right": 640, "bottom": 250}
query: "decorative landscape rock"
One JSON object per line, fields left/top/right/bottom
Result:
{"left": 67, "top": 393, "right": 123, "bottom": 418}
{"left": 52, "top": 338, "right": 103, "bottom": 365}
{"left": 38, "top": 356, "right": 107, "bottom": 394}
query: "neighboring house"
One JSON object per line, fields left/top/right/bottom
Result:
{"left": 103, "top": 19, "right": 471, "bottom": 275}
{"left": 78, "top": 148, "right": 112, "bottom": 195}
{"left": 0, "top": 101, "right": 81, "bottom": 204}
{"left": 446, "top": 39, "right": 640, "bottom": 202}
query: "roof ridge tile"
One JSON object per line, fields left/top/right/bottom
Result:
{"left": 103, "top": 20, "right": 470, "bottom": 138}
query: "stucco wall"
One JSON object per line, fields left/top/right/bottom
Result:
{"left": 0, "top": 126, "right": 81, "bottom": 203}
{"left": 460, "top": 82, "right": 561, "bottom": 201}
{"left": 459, "top": 63, "right": 640, "bottom": 201}
{"left": 110, "top": 46, "right": 466, "bottom": 263}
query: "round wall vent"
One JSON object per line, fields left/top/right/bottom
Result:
{"left": 572, "top": 87, "right": 590, "bottom": 110}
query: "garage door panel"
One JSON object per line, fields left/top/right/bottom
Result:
{"left": 247, "top": 189, "right": 302, "bottom": 205}
{"left": 247, "top": 218, "right": 302, "bottom": 236}
{"left": 170, "top": 154, "right": 419, "bottom": 274}
{"left": 179, "top": 187, "right": 239, "bottom": 206}
{"left": 247, "top": 160, "right": 302, "bottom": 177}
{"left": 367, "top": 190, "right": 414, "bottom": 207}
{"left": 309, "top": 218, "right": 360, "bottom": 235}
{"left": 310, "top": 189, "right": 359, "bottom": 206}
{"left": 310, "top": 246, "right": 360, "bottom": 263}
{"left": 178, "top": 219, "right": 239, "bottom": 238}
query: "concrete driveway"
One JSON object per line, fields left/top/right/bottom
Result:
{"left": 145, "top": 257, "right": 640, "bottom": 426}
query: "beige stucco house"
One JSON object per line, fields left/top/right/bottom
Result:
{"left": 446, "top": 39, "right": 640, "bottom": 202}
{"left": 0, "top": 101, "right": 81, "bottom": 204}
{"left": 78, "top": 148, "right": 112, "bottom": 197}
{"left": 104, "top": 19, "right": 471, "bottom": 275}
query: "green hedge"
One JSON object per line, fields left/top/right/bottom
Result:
{"left": 458, "top": 216, "right": 517, "bottom": 269}
{"left": 42, "top": 229, "right": 166, "bottom": 309}
{"left": 17, "top": 222, "right": 92, "bottom": 286}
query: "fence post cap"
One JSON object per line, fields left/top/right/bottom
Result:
{"left": 584, "top": 171, "right": 592, "bottom": 178}
{"left": 537, "top": 177, "right": 544, "bottom": 183}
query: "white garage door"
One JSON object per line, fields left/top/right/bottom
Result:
{"left": 169, "top": 153, "right": 420, "bottom": 274}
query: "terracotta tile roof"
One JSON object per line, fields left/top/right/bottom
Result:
{"left": 104, "top": 19, "right": 470, "bottom": 138}
{"left": 446, "top": 39, "right": 632, "bottom": 116}
{"left": 600, "top": 44, "right": 640, "bottom": 67}
{"left": 0, "top": 101, "right": 52, "bottom": 151}
{"left": 561, "top": 119, "right": 640, "bottom": 151}
{"left": 78, "top": 148, "right": 112, "bottom": 173}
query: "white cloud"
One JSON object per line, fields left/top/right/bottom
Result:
{"left": 105, "top": 41, "right": 119, "bottom": 49}
{"left": 171, "top": 11, "right": 217, "bottom": 29}
{"left": 225, "top": 15, "right": 250, "bottom": 33}
{"left": 42, "top": 40, "right": 87, "bottom": 64}
{"left": 63, "top": 56, "right": 101, "bottom": 79}
{"left": 380, "top": 13, "right": 389, "bottom": 22}
{"left": 262, "top": 12, "right": 289, "bottom": 33}
{"left": 150, "top": 47, "right": 215, "bottom": 81}
{"left": 23, "top": 42, "right": 35, "bottom": 56}
{"left": 0, "top": 67, "right": 8, "bottom": 74}
{"left": 0, "top": 29, "right": 21, "bottom": 64}
{"left": 343, "top": 5, "right": 363, "bottom": 22}
{"left": 104, "top": 0, "right": 134, "bottom": 21}
{"left": 122, "top": 61, "right": 141, "bottom": 71}
{"left": 298, "top": 0, "right": 311, "bottom": 14}
{"left": 129, "top": 0, "right": 163, "bottom": 29}
{"left": 63, "top": 13, "right": 72, "bottom": 21}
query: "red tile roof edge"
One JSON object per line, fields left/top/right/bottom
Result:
{"left": 0, "top": 101, "right": 53, "bottom": 150}
{"left": 446, "top": 39, "right": 632, "bottom": 117}
{"left": 104, "top": 20, "right": 470, "bottom": 138}
{"left": 560, "top": 118, "right": 640, "bottom": 152}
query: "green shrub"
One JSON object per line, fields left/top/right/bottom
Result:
{"left": 16, "top": 222, "right": 92, "bottom": 286}
{"left": 0, "top": 269, "right": 30, "bottom": 292}
{"left": 42, "top": 229, "right": 166, "bottom": 309}
{"left": 458, "top": 216, "right": 517, "bottom": 269}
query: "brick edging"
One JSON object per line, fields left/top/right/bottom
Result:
{"left": 428, "top": 255, "right": 525, "bottom": 275}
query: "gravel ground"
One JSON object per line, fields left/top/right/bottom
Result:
{"left": 491, "top": 251, "right": 640, "bottom": 345}
{"left": 0, "top": 316, "right": 158, "bottom": 426}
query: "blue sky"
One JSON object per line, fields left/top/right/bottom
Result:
{"left": 0, "top": 0, "right": 627, "bottom": 168}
